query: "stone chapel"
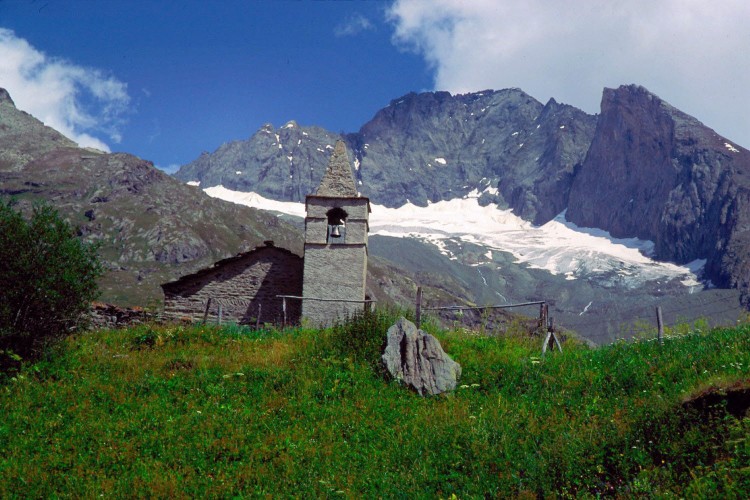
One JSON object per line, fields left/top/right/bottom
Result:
{"left": 161, "top": 140, "right": 370, "bottom": 327}
{"left": 302, "top": 140, "right": 371, "bottom": 326}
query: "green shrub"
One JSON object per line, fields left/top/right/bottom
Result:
{"left": 327, "top": 308, "right": 405, "bottom": 367}
{"left": 0, "top": 201, "right": 102, "bottom": 359}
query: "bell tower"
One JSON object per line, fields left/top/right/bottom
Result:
{"left": 302, "top": 140, "right": 370, "bottom": 326}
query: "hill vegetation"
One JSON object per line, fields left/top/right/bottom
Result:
{"left": 0, "top": 201, "right": 102, "bottom": 362}
{"left": 2, "top": 311, "right": 749, "bottom": 497}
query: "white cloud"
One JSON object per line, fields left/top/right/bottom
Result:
{"left": 335, "top": 13, "right": 375, "bottom": 37}
{"left": 0, "top": 28, "right": 130, "bottom": 151}
{"left": 388, "top": 0, "right": 750, "bottom": 147}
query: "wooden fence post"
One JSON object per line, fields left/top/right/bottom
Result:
{"left": 202, "top": 297, "right": 212, "bottom": 324}
{"left": 415, "top": 286, "right": 423, "bottom": 329}
{"left": 656, "top": 306, "right": 664, "bottom": 345}
{"left": 217, "top": 304, "right": 223, "bottom": 325}
{"left": 542, "top": 316, "right": 563, "bottom": 355}
{"left": 539, "top": 302, "right": 549, "bottom": 337}
{"left": 256, "top": 304, "right": 261, "bottom": 329}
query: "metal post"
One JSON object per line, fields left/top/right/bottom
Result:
{"left": 282, "top": 297, "right": 287, "bottom": 327}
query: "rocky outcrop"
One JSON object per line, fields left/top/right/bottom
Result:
{"left": 381, "top": 317, "right": 461, "bottom": 396}
{"left": 567, "top": 85, "right": 750, "bottom": 305}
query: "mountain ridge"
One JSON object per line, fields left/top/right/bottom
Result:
{"left": 176, "top": 84, "right": 750, "bottom": 308}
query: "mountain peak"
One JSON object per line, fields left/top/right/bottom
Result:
{"left": 0, "top": 88, "right": 16, "bottom": 106}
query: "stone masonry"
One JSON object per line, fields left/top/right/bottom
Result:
{"left": 302, "top": 141, "right": 370, "bottom": 326}
{"left": 162, "top": 241, "right": 303, "bottom": 325}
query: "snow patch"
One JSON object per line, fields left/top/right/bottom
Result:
{"left": 579, "top": 301, "right": 593, "bottom": 316}
{"left": 434, "top": 158, "right": 447, "bottom": 165}
{"left": 725, "top": 142, "right": 740, "bottom": 153}
{"left": 235, "top": 171, "right": 242, "bottom": 175}
{"left": 204, "top": 187, "right": 705, "bottom": 290}
{"left": 187, "top": 180, "right": 200, "bottom": 187}
{"left": 203, "top": 186, "right": 306, "bottom": 217}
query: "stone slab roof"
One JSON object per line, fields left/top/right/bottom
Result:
{"left": 161, "top": 241, "right": 302, "bottom": 291}
{"left": 314, "top": 140, "right": 358, "bottom": 197}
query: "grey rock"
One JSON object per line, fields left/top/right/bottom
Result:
{"left": 381, "top": 317, "right": 461, "bottom": 396}
{"left": 567, "top": 84, "right": 750, "bottom": 307}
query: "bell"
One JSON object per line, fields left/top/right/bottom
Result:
{"left": 330, "top": 225, "right": 341, "bottom": 238}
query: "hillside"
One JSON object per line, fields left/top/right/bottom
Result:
{"left": 2, "top": 314, "right": 749, "bottom": 497}
{"left": 0, "top": 88, "right": 302, "bottom": 306}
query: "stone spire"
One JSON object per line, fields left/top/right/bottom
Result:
{"left": 315, "top": 140, "right": 358, "bottom": 197}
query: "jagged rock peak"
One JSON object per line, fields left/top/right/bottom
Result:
{"left": 314, "top": 140, "right": 358, "bottom": 197}
{"left": 0, "top": 88, "right": 15, "bottom": 106}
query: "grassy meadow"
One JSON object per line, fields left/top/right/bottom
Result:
{"left": 1, "top": 311, "right": 750, "bottom": 497}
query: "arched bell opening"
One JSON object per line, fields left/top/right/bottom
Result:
{"left": 326, "top": 207, "right": 348, "bottom": 243}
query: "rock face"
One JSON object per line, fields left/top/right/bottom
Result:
{"left": 175, "top": 90, "right": 597, "bottom": 223}
{"left": 567, "top": 85, "right": 750, "bottom": 306}
{"left": 381, "top": 317, "right": 462, "bottom": 396}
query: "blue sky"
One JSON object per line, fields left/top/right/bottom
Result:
{"left": 0, "top": 1, "right": 432, "bottom": 171}
{"left": 2, "top": 1, "right": 749, "bottom": 172}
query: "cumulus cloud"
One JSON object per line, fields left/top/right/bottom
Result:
{"left": 335, "top": 13, "right": 375, "bottom": 37}
{"left": 0, "top": 28, "right": 130, "bottom": 151}
{"left": 388, "top": 0, "right": 750, "bottom": 146}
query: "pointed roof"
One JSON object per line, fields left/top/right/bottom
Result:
{"left": 314, "top": 140, "right": 358, "bottom": 197}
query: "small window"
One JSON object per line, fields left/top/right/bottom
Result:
{"left": 326, "top": 207, "right": 348, "bottom": 244}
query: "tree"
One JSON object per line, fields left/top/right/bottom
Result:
{"left": 0, "top": 201, "right": 102, "bottom": 354}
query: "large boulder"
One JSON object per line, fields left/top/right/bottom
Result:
{"left": 381, "top": 317, "right": 462, "bottom": 396}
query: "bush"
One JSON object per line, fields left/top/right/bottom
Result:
{"left": 0, "top": 201, "right": 102, "bottom": 357}
{"left": 327, "top": 308, "right": 404, "bottom": 368}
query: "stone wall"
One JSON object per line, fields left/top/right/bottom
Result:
{"left": 90, "top": 302, "right": 157, "bottom": 329}
{"left": 162, "top": 245, "right": 303, "bottom": 325}
{"left": 301, "top": 244, "right": 368, "bottom": 326}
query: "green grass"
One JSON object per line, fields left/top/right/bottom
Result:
{"left": 1, "top": 311, "right": 750, "bottom": 497}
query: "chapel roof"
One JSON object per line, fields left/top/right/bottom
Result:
{"left": 314, "top": 140, "right": 358, "bottom": 197}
